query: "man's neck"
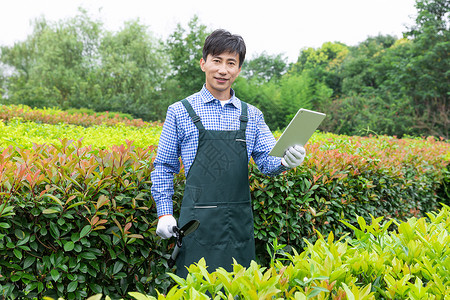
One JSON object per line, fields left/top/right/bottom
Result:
{"left": 205, "top": 85, "right": 231, "bottom": 101}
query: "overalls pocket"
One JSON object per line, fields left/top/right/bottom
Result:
{"left": 229, "top": 201, "right": 254, "bottom": 245}
{"left": 193, "top": 203, "right": 229, "bottom": 248}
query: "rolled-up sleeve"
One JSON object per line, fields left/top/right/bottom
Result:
{"left": 151, "top": 106, "right": 181, "bottom": 217}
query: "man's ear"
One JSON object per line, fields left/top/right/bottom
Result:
{"left": 200, "top": 58, "right": 205, "bottom": 72}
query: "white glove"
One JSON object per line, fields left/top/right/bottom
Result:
{"left": 281, "top": 145, "right": 306, "bottom": 168}
{"left": 156, "top": 215, "right": 177, "bottom": 239}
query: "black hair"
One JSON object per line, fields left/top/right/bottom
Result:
{"left": 202, "top": 29, "right": 246, "bottom": 68}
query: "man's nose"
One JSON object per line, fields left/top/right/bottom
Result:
{"left": 218, "top": 63, "right": 227, "bottom": 74}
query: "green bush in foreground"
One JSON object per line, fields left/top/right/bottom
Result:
{"left": 47, "top": 204, "right": 450, "bottom": 299}
{"left": 145, "top": 205, "right": 450, "bottom": 299}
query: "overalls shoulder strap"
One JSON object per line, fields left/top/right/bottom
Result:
{"left": 181, "top": 99, "right": 204, "bottom": 130}
{"left": 181, "top": 98, "right": 249, "bottom": 131}
{"left": 240, "top": 101, "right": 248, "bottom": 131}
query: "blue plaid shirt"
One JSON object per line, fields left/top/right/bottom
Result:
{"left": 151, "top": 85, "right": 288, "bottom": 217}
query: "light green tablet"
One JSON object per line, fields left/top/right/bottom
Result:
{"left": 269, "top": 108, "right": 326, "bottom": 157}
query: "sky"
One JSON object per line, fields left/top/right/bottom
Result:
{"left": 0, "top": 0, "right": 418, "bottom": 62}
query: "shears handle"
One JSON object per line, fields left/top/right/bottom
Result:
{"left": 167, "top": 244, "right": 180, "bottom": 268}
{"left": 166, "top": 220, "right": 200, "bottom": 268}
{"left": 167, "top": 226, "right": 181, "bottom": 268}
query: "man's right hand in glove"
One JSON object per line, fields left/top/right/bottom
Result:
{"left": 156, "top": 215, "right": 177, "bottom": 239}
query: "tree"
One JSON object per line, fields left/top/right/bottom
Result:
{"left": 0, "top": 9, "right": 103, "bottom": 109}
{"left": 165, "top": 16, "right": 210, "bottom": 99}
{"left": 291, "top": 42, "right": 349, "bottom": 97}
{"left": 0, "top": 9, "right": 171, "bottom": 121}
{"left": 340, "top": 34, "right": 398, "bottom": 95}
{"left": 381, "top": 0, "right": 449, "bottom": 138}
{"left": 233, "top": 77, "right": 284, "bottom": 130}
{"left": 240, "top": 52, "right": 288, "bottom": 84}
{"left": 88, "top": 20, "right": 170, "bottom": 120}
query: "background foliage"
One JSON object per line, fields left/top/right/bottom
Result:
{"left": 0, "top": 0, "right": 448, "bottom": 139}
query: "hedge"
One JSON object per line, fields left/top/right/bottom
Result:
{"left": 0, "top": 132, "right": 448, "bottom": 298}
{"left": 0, "top": 104, "right": 161, "bottom": 128}
{"left": 42, "top": 204, "right": 450, "bottom": 299}
{"left": 0, "top": 119, "right": 162, "bottom": 150}
{"left": 129, "top": 204, "right": 450, "bottom": 299}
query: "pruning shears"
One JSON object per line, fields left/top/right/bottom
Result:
{"left": 167, "top": 219, "right": 200, "bottom": 268}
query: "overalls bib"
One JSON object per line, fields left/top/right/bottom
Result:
{"left": 176, "top": 99, "right": 255, "bottom": 278}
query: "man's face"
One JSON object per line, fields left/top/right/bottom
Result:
{"left": 200, "top": 52, "right": 241, "bottom": 100}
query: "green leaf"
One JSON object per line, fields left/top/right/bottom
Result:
{"left": 307, "top": 288, "right": 323, "bottom": 299}
{"left": 17, "top": 234, "right": 30, "bottom": 246}
{"left": 67, "top": 201, "right": 86, "bottom": 210}
{"left": 31, "top": 208, "right": 40, "bottom": 216}
{"left": 43, "top": 208, "right": 60, "bottom": 214}
{"left": 13, "top": 248, "right": 22, "bottom": 260}
{"left": 43, "top": 256, "right": 51, "bottom": 269}
{"left": 50, "top": 269, "right": 60, "bottom": 282}
{"left": 113, "top": 261, "right": 124, "bottom": 274}
{"left": 64, "top": 241, "right": 75, "bottom": 252}
{"left": 87, "top": 267, "right": 97, "bottom": 277}
{"left": 140, "top": 247, "right": 150, "bottom": 258}
{"left": 57, "top": 282, "right": 64, "bottom": 293}
{"left": 109, "top": 248, "right": 117, "bottom": 259}
{"left": 68, "top": 257, "right": 77, "bottom": 269}
{"left": 0, "top": 204, "right": 14, "bottom": 215}
{"left": 273, "top": 207, "right": 282, "bottom": 214}
{"left": 115, "top": 272, "right": 127, "bottom": 279}
{"left": 99, "top": 234, "right": 111, "bottom": 246}
{"left": 59, "top": 264, "right": 68, "bottom": 272}
{"left": 0, "top": 222, "right": 11, "bottom": 229}
{"left": 49, "top": 222, "right": 60, "bottom": 238}
{"left": 11, "top": 274, "right": 21, "bottom": 282}
{"left": 79, "top": 252, "right": 97, "bottom": 260}
{"left": 341, "top": 283, "right": 355, "bottom": 300}
{"left": 128, "top": 292, "right": 153, "bottom": 300}
{"left": 25, "top": 282, "right": 38, "bottom": 292}
{"left": 80, "top": 225, "right": 91, "bottom": 238}
{"left": 40, "top": 227, "right": 48, "bottom": 236}
{"left": 23, "top": 256, "right": 36, "bottom": 269}
{"left": 79, "top": 263, "right": 88, "bottom": 273}
{"left": 87, "top": 294, "right": 103, "bottom": 300}
{"left": 67, "top": 281, "right": 78, "bottom": 293}
{"left": 71, "top": 232, "right": 80, "bottom": 242}
{"left": 89, "top": 284, "right": 102, "bottom": 294}
{"left": 43, "top": 194, "right": 63, "bottom": 206}
{"left": 14, "top": 229, "right": 25, "bottom": 239}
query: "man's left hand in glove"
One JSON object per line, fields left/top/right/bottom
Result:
{"left": 281, "top": 145, "right": 306, "bottom": 169}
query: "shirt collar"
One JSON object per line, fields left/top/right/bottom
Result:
{"left": 200, "top": 85, "right": 240, "bottom": 109}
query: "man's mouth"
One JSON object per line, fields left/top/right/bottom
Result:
{"left": 215, "top": 77, "right": 228, "bottom": 83}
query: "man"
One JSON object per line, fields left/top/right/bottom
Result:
{"left": 151, "top": 29, "right": 305, "bottom": 277}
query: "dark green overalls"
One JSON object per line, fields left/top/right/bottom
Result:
{"left": 176, "top": 99, "right": 255, "bottom": 278}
